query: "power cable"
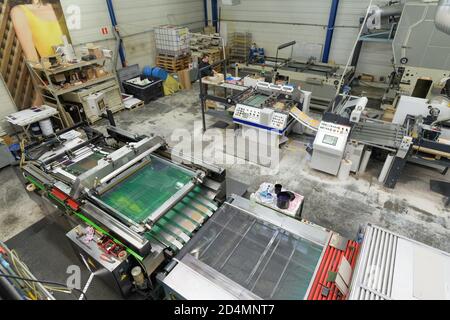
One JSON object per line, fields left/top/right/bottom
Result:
{"left": 0, "top": 273, "right": 88, "bottom": 300}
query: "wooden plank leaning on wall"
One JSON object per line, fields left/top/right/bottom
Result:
{"left": 0, "top": 0, "right": 35, "bottom": 110}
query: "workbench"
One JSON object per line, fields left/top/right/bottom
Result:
{"left": 251, "top": 183, "right": 305, "bottom": 220}
{"left": 6, "top": 105, "right": 60, "bottom": 140}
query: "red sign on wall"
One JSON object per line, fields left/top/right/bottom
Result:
{"left": 101, "top": 27, "right": 109, "bottom": 35}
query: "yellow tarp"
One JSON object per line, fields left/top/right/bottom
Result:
{"left": 163, "top": 75, "right": 182, "bottom": 96}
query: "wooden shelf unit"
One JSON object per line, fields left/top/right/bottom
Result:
{"left": 27, "top": 58, "right": 123, "bottom": 127}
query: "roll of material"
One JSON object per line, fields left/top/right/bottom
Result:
{"left": 26, "top": 184, "right": 36, "bottom": 192}
{"left": 131, "top": 266, "right": 145, "bottom": 288}
{"left": 338, "top": 159, "right": 352, "bottom": 181}
{"left": 435, "top": 0, "right": 450, "bottom": 36}
{"left": 359, "top": 149, "right": 372, "bottom": 173}
{"left": 39, "top": 119, "right": 54, "bottom": 137}
{"left": 379, "top": 154, "right": 395, "bottom": 183}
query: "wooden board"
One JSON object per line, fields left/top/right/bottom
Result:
{"left": 177, "top": 69, "right": 192, "bottom": 90}
{"left": 0, "top": 0, "right": 35, "bottom": 110}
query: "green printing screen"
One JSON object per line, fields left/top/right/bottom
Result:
{"left": 100, "top": 157, "right": 194, "bottom": 223}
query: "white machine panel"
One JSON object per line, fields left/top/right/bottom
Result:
{"left": 6, "top": 105, "right": 58, "bottom": 126}
{"left": 311, "top": 121, "right": 351, "bottom": 176}
{"left": 233, "top": 104, "right": 289, "bottom": 133}
{"left": 394, "top": 96, "right": 450, "bottom": 125}
{"left": 314, "top": 122, "right": 350, "bottom": 155}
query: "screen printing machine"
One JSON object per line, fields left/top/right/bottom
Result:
{"left": 18, "top": 121, "right": 349, "bottom": 300}
{"left": 18, "top": 120, "right": 359, "bottom": 300}
{"left": 3, "top": 108, "right": 446, "bottom": 300}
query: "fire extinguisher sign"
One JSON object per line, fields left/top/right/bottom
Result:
{"left": 101, "top": 27, "right": 109, "bottom": 35}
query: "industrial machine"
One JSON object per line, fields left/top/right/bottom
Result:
{"left": 392, "top": 95, "right": 450, "bottom": 139}
{"left": 356, "top": 1, "right": 450, "bottom": 105}
{"left": 18, "top": 121, "right": 366, "bottom": 300}
{"left": 311, "top": 95, "right": 368, "bottom": 176}
{"left": 389, "top": 1, "right": 450, "bottom": 102}
{"left": 227, "top": 81, "right": 312, "bottom": 166}
{"left": 381, "top": 97, "right": 450, "bottom": 188}
{"left": 158, "top": 195, "right": 352, "bottom": 300}
{"left": 159, "top": 206, "right": 450, "bottom": 300}
{"left": 232, "top": 82, "right": 311, "bottom": 136}
{"left": 62, "top": 80, "right": 124, "bottom": 124}
{"left": 237, "top": 41, "right": 355, "bottom": 111}
{"left": 16, "top": 121, "right": 449, "bottom": 300}
{"left": 310, "top": 92, "right": 449, "bottom": 188}
{"left": 20, "top": 122, "right": 227, "bottom": 297}
{"left": 349, "top": 224, "right": 450, "bottom": 300}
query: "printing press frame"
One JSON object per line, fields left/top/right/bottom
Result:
{"left": 19, "top": 123, "right": 227, "bottom": 297}
{"left": 237, "top": 57, "right": 355, "bottom": 111}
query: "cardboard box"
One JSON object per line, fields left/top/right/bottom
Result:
{"left": 88, "top": 47, "right": 104, "bottom": 59}
{"left": 177, "top": 69, "right": 192, "bottom": 90}
{"left": 0, "top": 135, "right": 13, "bottom": 146}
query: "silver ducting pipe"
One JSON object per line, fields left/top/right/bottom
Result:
{"left": 435, "top": 0, "right": 450, "bottom": 35}
{"left": 377, "top": 4, "right": 403, "bottom": 17}
{"left": 367, "top": 4, "right": 403, "bottom": 30}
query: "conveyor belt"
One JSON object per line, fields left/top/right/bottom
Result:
{"left": 145, "top": 186, "right": 217, "bottom": 251}
{"left": 290, "top": 106, "right": 320, "bottom": 131}
{"left": 350, "top": 120, "right": 406, "bottom": 150}
{"left": 307, "top": 239, "right": 360, "bottom": 300}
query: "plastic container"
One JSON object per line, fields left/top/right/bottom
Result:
{"left": 150, "top": 67, "right": 168, "bottom": 81}
{"left": 274, "top": 184, "right": 282, "bottom": 195}
{"left": 39, "top": 119, "right": 54, "bottom": 136}
{"left": 143, "top": 66, "right": 153, "bottom": 78}
{"left": 122, "top": 77, "right": 164, "bottom": 104}
{"left": 277, "top": 192, "right": 291, "bottom": 210}
{"left": 30, "top": 123, "right": 42, "bottom": 137}
{"left": 143, "top": 66, "right": 168, "bottom": 80}
{"left": 9, "top": 144, "right": 21, "bottom": 160}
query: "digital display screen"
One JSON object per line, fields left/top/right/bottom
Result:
{"left": 322, "top": 134, "right": 338, "bottom": 146}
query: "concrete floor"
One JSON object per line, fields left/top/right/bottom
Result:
{"left": 1, "top": 86, "right": 449, "bottom": 254}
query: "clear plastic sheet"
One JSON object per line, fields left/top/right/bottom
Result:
{"left": 181, "top": 203, "right": 323, "bottom": 300}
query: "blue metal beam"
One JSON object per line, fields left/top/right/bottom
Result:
{"left": 203, "top": 0, "right": 208, "bottom": 26}
{"left": 322, "top": 0, "right": 340, "bottom": 63}
{"left": 211, "top": 0, "right": 218, "bottom": 30}
{"left": 106, "top": 0, "right": 126, "bottom": 67}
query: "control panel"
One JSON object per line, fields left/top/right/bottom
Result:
{"left": 233, "top": 104, "right": 289, "bottom": 133}
{"left": 311, "top": 121, "right": 352, "bottom": 176}
{"left": 314, "top": 122, "right": 351, "bottom": 155}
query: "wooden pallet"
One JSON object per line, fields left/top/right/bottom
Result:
{"left": 156, "top": 53, "right": 191, "bottom": 73}
{"left": 156, "top": 50, "right": 190, "bottom": 59}
{"left": 123, "top": 98, "right": 145, "bottom": 111}
{"left": 0, "top": 0, "right": 34, "bottom": 109}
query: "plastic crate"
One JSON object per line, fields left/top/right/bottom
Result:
{"left": 117, "top": 64, "right": 141, "bottom": 93}
{"left": 122, "top": 77, "right": 164, "bottom": 104}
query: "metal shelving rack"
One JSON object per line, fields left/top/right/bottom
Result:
{"left": 26, "top": 57, "right": 119, "bottom": 127}
{"left": 229, "top": 32, "right": 252, "bottom": 64}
